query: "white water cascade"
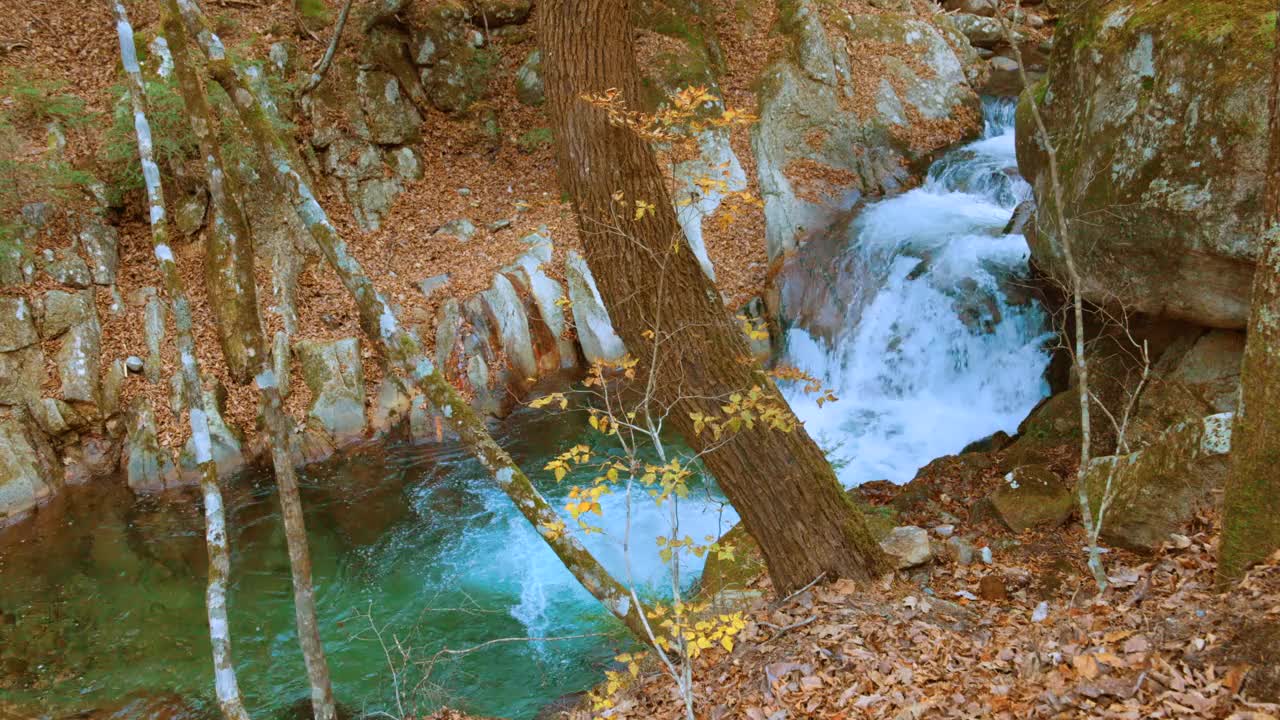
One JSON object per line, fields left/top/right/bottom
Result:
{"left": 782, "top": 99, "right": 1053, "bottom": 487}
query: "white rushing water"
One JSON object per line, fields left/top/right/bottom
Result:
{"left": 782, "top": 99, "right": 1053, "bottom": 487}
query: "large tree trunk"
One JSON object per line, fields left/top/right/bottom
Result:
{"left": 173, "top": 0, "right": 653, "bottom": 643}
{"left": 112, "top": 5, "right": 251, "bottom": 719}
{"left": 1219, "top": 16, "right": 1280, "bottom": 584}
{"left": 160, "top": 5, "right": 338, "bottom": 717}
{"left": 537, "top": 0, "right": 890, "bottom": 592}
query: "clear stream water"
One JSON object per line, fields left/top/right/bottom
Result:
{"left": 0, "top": 99, "right": 1049, "bottom": 720}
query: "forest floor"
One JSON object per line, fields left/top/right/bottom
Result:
{"left": 543, "top": 518, "right": 1280, "bottom": 719}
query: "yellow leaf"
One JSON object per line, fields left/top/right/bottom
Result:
{"left": 720, "top": 636, "right": 734, "bottom": 652}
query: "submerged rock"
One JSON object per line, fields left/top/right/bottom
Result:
{"left": 1017, "top": 0, "right": 1271, "bottom": 329}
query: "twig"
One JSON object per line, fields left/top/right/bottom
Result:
{"left": 300, "top": 0, "right": 355, "bottom": 95}
{"left": 758, "top": 614, "right": 817, "bottom": 645}
{"left": 773, "top": 572, "right": 825, "bottom": 608}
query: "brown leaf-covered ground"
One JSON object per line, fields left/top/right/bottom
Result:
{"left": 552, "top": 525, "right": 1279, "bottom": 720}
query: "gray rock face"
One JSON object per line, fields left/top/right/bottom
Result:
{"left": 175, "top": 190, "right": 209, "bottom": 236}
{"left": 880, "top": 525, "right": 933, "bottom": 569}
{"left": 77, "top": 218, "right": 119, "bottom": 285}
{"left": 943, "top": 0, "right": 997, "bottom": 17}
{"left": 514, "top": 50, "right": 544, "bottom": 106}
{"left": 482, "top": 274, "right": 538, "bottom": 381}
{"left": 987, "top": 465, "right": 1074, "bottom": 533}
{"left": 0, "top": 412, "right": 59, "bottom": 525}
{"left": 414, "top": 3, "right": 494, "bottom": 113}
{"left": 0, "top": 297, "right": 37, "bottom": 352}
{"left": 41, "top": 247, "right": 91, "bottom": 288}
{"left": 563, "top": 250, "right": 626, "bottom": 365}
{"left": 753, "top": 2, "right": 982, "bottom": 259}
{"left": 1086, "top": 412, "right": 1233, "bottom": 552}
{"left": 295, "top": 338, "right": 367, "bottom": 444}
{"left": 142, "top": 289, "right": 166, "bottom": 383}
{"left": 124, "top": 400, "right": 179, "bottom": 494}
{"left": 469, "top": 0, "right": 532, "bottom": 27}
{"left": 55, "top": 295, "right": 101, "bottom": 405}
{"left": 1016, "top": 0, "right": 1270, "bottom": 329}
{"left": 178, "top": 389, "right": 245, "bottom": 481}
{"left": 950, "top": 13, "right": 1006, "bottom": 48}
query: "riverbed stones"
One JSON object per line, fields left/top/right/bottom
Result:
{"left": 1086, "top": 412, "right": 1233, "bottom": 552}
{"left": 295, "top": 337, "right": 367, "bottom": 445}
{"left": 563, "top": 250, "right": 626, "bottom": 365}
{"left": 985, "top": 465, "right": 1073, "bottom": 533}
{"left": 1017, "top": 0, "right": 1270, "bottom": 329}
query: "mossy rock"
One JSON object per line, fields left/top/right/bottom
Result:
{"left": 1016, "top": 0, "right": 1272, "bottom": 329}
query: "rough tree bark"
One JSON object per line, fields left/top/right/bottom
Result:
{"left": 173, "top": 0, "right": 652, "bottom": 642}
{"left": 537, "top": 0, "right": 890, "bottom": 593}
{"left": 112, "top": 5, "right": 250, "bottom": 719}
{"left": 161, "top": 5, "right": 338, "bottom": 718}
{"left": 1219, "top": 14, "right": 1280, "bottom": 584}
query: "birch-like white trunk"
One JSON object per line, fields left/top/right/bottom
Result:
{"left": 159, "top": 4, "right": 337, "bottom": 717}
{"left": 174, "top": 0, "right": 651, "bottom": 642}
{"left": 112, "top": 5, "right": 252, "bottom": 719}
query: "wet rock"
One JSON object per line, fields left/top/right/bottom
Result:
{"left": 563, "top": 250, "right": 626, "bottom": 365}
{"left": 1018, "top": 0, "right": 1269, "bottom": 329}
{"left": 76, "top": 218, "right": 119, "bottom": 285}
{"left": 0, "top": 297, "right": 37, "bottom": 351}
{"left": 508, "top": 239, "right": 577, "bottom": 372}
{"left": 880, "top": 525, "right": 933, "bottom": 569}
{"left": 986, "top": 465, "right": 1073, "bottom": 533}
{"left": 0, "top": 412, "right": 60, "bottom": 525}
{"left": 1085, "top": 412, "right": 1233, "bottom": 552}
{"left": 514, "top": 49, "right": 544, "bottom": 106}
{"left": 295, "top": 338, "right": 367, "bottom": 445}
{"left": 124, "top": 400, "right": 179, "bottom": 494}
{"left": 982, "top": 55, "right": 1024, "bottom": 96}
{"left": 371, "top": 377, "right": 413, "bottom": 435}
{"left": 482, "top": 274, "right": 538, "bottom": 380}
{"left": 436, "top": 218, "right": 477, "bottom": 241}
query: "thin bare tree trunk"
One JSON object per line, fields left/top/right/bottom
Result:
{"left": 173, "top": 0, "right": 652, "bottom": 642}
{"left": 997, "top": 4, "right": 1106, "bottom": 590}
{"left": 1219, "top": 9, "right": 1280, "bottom": 584}
{"left": 538, "top": 0, "right": 890, "bottom": 593}
{"left": 160, "top": 5, "right": 338, "bottom": 717}
{"left": 112, "top": 5, "right": 251, "bottom": 719}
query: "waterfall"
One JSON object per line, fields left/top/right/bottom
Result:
{"left": 781, "top": 99, "right": 1053, "bottom": 487}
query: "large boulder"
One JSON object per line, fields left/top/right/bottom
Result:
{"left": 753, "top": 1, "right": 982, "bottom": 259}
{"left": 1085, "top": 412, "right": 1233, "bottom": 552}
{"left": 0, "top": 411, "right": 60, "bottom": 525}
{"left": 563, "top": 251, "right": 626, "bottom": 365}
{"left": 295, "top": 338, "right": 367, "bottom": 444}
{"left": 1016, "top": 0, "right": 1271, "bottom": 329}
{"left": 985, "top": 464, "right": 1074, "bottom": 533}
